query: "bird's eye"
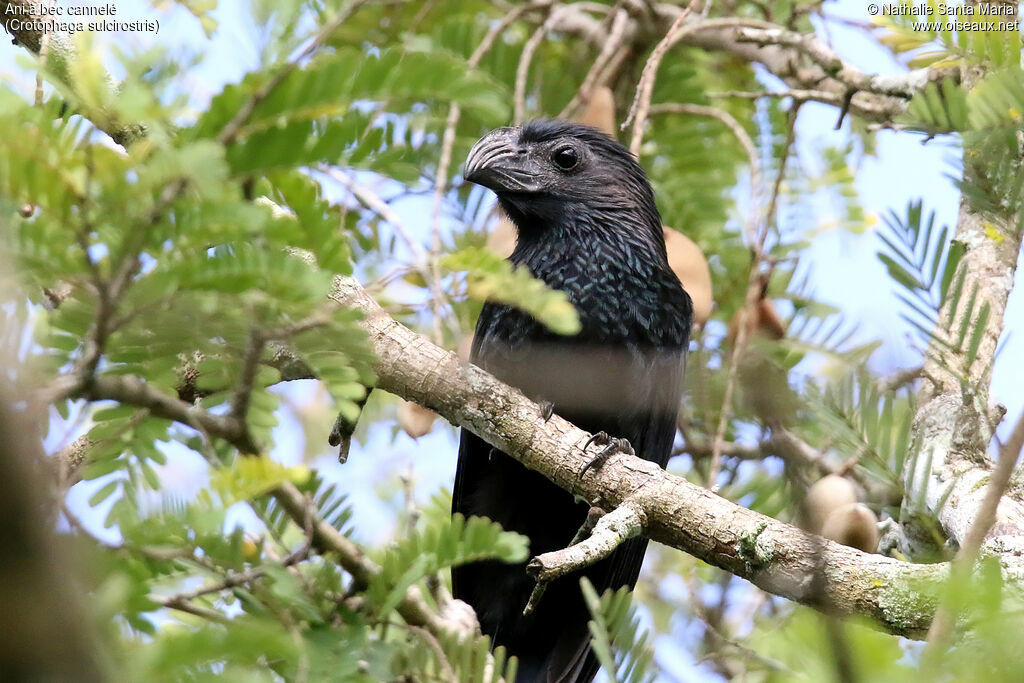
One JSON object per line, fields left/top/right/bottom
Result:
{"left": 552, "top": 146, "right": 579, "bottom": 171}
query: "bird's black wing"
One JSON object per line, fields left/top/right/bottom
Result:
{"left": 547, "top": 342, "right": 686, "bottom": 683}
{"left": 453, "top": 299, "right": 687, "bottom": 683}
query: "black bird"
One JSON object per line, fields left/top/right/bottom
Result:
{"left": 452, "top": 121, "right": 692, "bottom": 682}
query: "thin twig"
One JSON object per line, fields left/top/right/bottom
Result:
{"left": 327, "top": 168, "right": 431, "bottom": 265}
{"left": 649, "top": 102, "right": 761, "bottom": 239}
{"left": 217, "top": 0, "right": 370, "bottom": 146}
{"left": 34, "top": 0, "right": 56, "bottom": 105}
{"left": 695, "top": 595, "right": 790, "bottom": 673}
{"left": 74, "top": 374, "right": 257, "bottom": 453}
{"left": 512, "top": 2, "right": 613, "bottom": 123}
{"left": 706, "top": 108, "right": 798, "bottom": 488}
{"left": 260, "top": 308, "right": 335, "bottom": 342}
{"left": 623, "top": 0, "right": 703, "bottom": 155}
{"left": 759, "top": 106, "right": 798, "bottom": 245}
{"left": 428, "top": 1, "right": 555, "bottom": 344}
{"left": 557, "top": 8, "right": 629, "bottom": 119}
{"left": 523, "top": 506, "right": 605, "bottom": 616}
{"left": 409, "top": 625, "right": 457, "bottom": 683}
{"left": 878, "top": 366, "right": 925, "bottom": 393}
{"left": 527, "top": 502, "right": 642, "bottom": 582}
{"left": 325, "top": 167, "right": 457, "bottom": 342}
{"left": 230, "top": 328, "right": 266, "bottom": 421}
{"left": 706, "top": 88, "right": 834, "bottom": 102}
{"left": 514, "top": 4, "right": 566, "bottom": 124}
{"left": 60, "top": 500, "right": 191, "bottom": 563}
{"left": 44, "top": 177, "right": 188, "bottom": 409}
{"left": 732, "top": 24, "right": 923, "bottom": 100}
{"left": 156, "top": 544, "right": 310, "bottom": 608}
{"left": 271, "top": 481, "right": 484, "bottom": 641}
{"left": 682, "top": 430, "right": 846, "bottom": 482}
{"left": 157, "top": 596, "right": 230, "bottom": 623}
{"left": 151, "top": 509, "right": 315, "bottom": 626}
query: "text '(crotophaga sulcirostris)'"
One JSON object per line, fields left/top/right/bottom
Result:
{"left": 452, "top": 121, "right": 692, "bottom": 683}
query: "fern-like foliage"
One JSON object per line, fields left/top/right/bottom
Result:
{"left": 581, "top": 578, "right": 657, "bottom": 683}
{"left": 442, "top": 246, "right": 582, "bottom": 335}
{"left": 904, "top": 78, "right": 970, "bottom": 133}
{"left": 963, "top": 67, "right": 1024, "bottom": 218}
{"left": 190, "top": 47, "right": 509, "bottom": 176}
{"left": 783, "top": 297, "right": 879, "bottom": 366}
{"left": 806, "top": 372, "right": 915, "bottom": 489}
{"left": 250, "top": 472, "right": 355, "bottom": 540}
{"left": 876, "top": 199, "right": 999, "bottom": 384}
{"left": 877, "top": 0, "right": 1021, "bottom": 70}
{"left": 366, "top": 513, "right": 529, "bottom": 616}
{"left": 395, "top": 631, "right": 518, "bottom": 683}
{"left": 876, "top": 200, "right": 966, "bottom": 344}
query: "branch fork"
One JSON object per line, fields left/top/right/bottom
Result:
{"left": 527, "top": 501, "right": 646, "bottom": 583}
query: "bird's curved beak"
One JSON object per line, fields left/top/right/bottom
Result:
{"left": 464, "top": 127, "right": 543, "bottom": 193}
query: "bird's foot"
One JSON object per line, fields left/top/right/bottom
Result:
{"left": 329, "top": 414, "right": 354, "bottom": 464}
{"left": 538, "top": 400, "right": 555, "bottom": 422}
{"left": 523, "top": 582, "right": 547, "bottom": 617}
{"left": 523, "top": 507, "right": 605, "bottom": 617}
{"left": 580, "top": 432, "right": 634, "bottom": 477}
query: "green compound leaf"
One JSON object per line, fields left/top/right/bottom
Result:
{"left": 442, "top": 246, "right": 582, "bottom": 335}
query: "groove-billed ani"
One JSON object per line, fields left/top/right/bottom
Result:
{"left": 452, "top": 121, "right": 692, "bottom": 682}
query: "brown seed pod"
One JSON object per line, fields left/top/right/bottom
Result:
{"left": 736, "top": 350, "right": 799, "bottom": 425}
{"left": 726, "top": 310, "right": 748, "bottom": 347}
{"left": 575, "top": 85, "right": 617, "bottom": 136}
{"left": 663, "top": 227, "right": 713, "bottom": 327}
{"left": 486, "top": 214, "right": 517, "bottom": 259}
{"left": 756, "top": 298, "right": 786, "bottom": 340}
{"left": 398, "top": 400, "right": 436, "bottom": 439}
{"left": 726, "top": 297, "right": 786, "bottom": 346}
{"left": 457, "top": 334, "right": 474, "bottom": 363}
{"left": 802, "top": 474, "right": 857, "bottom": 534}
{"left": 18, "top": 204, "right": 34, "bottom": 218}
{"left": 820, "top": 502, "right": 880, "bottom": 553}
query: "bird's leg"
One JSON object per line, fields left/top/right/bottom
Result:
{"left": 522, "top": 579, "right": 548, "bottom": 617}
{"left": 570, "top": 506, "right": 606, "bottom": 544}
{"left": 523, "top": 507, "right": 605, "bottom": 616}
{"left": 329, "top": 414, "right": 355, "bottom": 464}
{"left": 537, "top": 399, "right": 555, "bottom": 422}
{"left": 580, "top": 431, "right": 634, "bottom": 477}
{"left": 329, "top": 388, "right": 373, "bottom": 463}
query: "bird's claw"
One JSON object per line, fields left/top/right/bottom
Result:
{"left": 329, "top": 414, "right": 354, "bottom": 464}
{"left": 580, "top": 432, "right": 633, "bottom": 477}
{"left": 538, "top": 400, "right": 555, "bottom": 422}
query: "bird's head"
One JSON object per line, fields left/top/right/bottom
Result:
{"left": 464, "top": 120, "right": 661, "bottom": 234}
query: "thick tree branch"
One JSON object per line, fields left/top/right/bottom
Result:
{"left": 66, "top": 373, "right": 484, "bottom": 647}
{"left": 900, "top": 34, "right": 1024, "bottom": 557}
{"left": 270, "top": 481, "right": 480, "bottom": 640}
{"left": 924, "top": 407, "right": 1024, "bottom": 653}
{"left": 329, "top": 276, "right": 952, "bottom": 637}
{"left": 58, "top": 277, "right": 954, "bottom": 637}
{"left": 75, "top": 375, "right": 258, "bottom": 453}
{"left": 547, "top": 3, "right": 952, "bottom": 123}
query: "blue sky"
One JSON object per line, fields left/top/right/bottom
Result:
{"left": 3, "top": 0, "right": 1023, "bottom": 679}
